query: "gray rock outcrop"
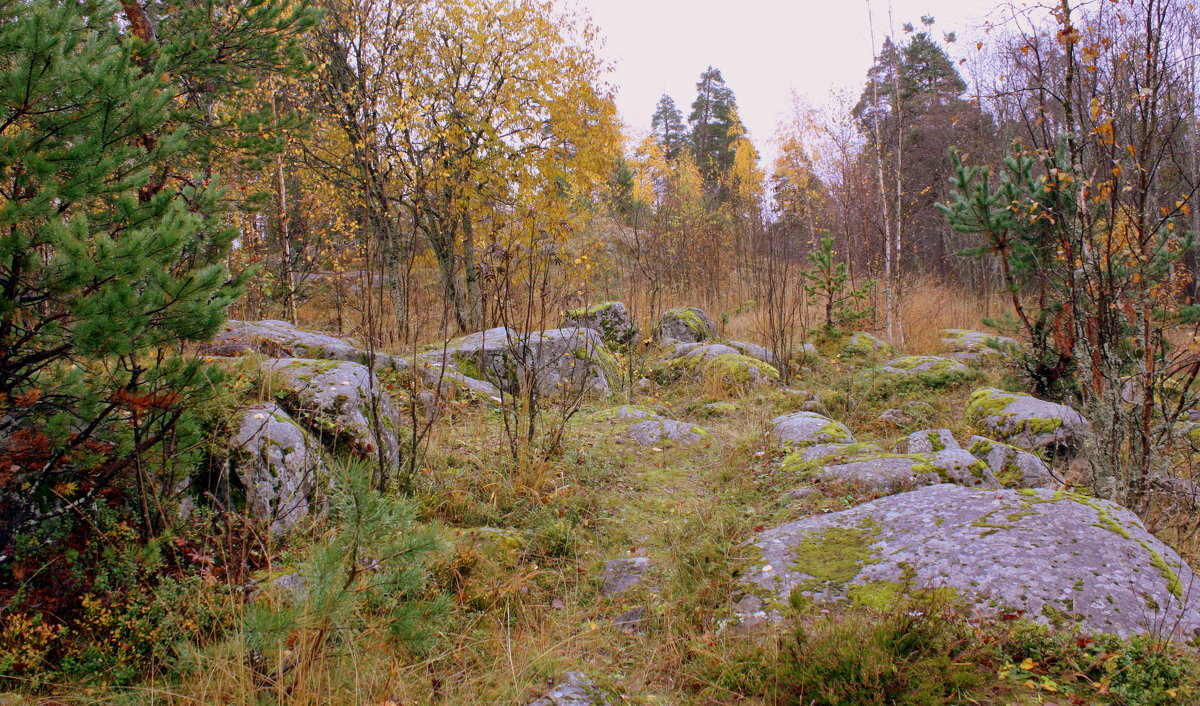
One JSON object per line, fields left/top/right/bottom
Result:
{"left": 770, "top": 411, "right": 855, "bottom": 448}
{"left": 967, "top": 387, "right": 1091, "bottom": 455}
{"left": 203, "top": 319, "right": 407, "bottom": 370}
{"left": 880, "top": 355, "right": 968, "bottom": 377}
{"left": 264, "top": 358, "right": 402, "bottom": 469}
{"left": 740, "top": 484, "right": 1200, "bottom": 638}
{"left": 654, "top": 307, "right": 717, "bottom": 344}
{"left": 967, "top": 435, "right": 1060, "bottom": 489}
{"left": 562, "top": 301, "right": 637, "bottom": 347}
{"left": 229, "top": 403, "right": 327, "bottom": 535}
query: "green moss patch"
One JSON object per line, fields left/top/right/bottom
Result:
{"left": 789, "top": 518, "right": 881, "bottom": 593}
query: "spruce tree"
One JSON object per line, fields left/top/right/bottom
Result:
{"left": 0, "top": 0, "right": 314, "bottom": 541}
{"left": 650, "top": 94, "right": 688, "bottom": 161}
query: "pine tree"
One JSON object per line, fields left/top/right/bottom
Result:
{"left": 802, "top": 236, "right": 876, "bottom": 336}
{"left": 688, "top": 66, "right": 741, "bottom": 195}
{"left": 650, "top": 94, "right": 688, "bottom": 161}
{"left": 900, "top": 32, "right": 967, "bottom": 107}
{"left": 0, "top": 0, "right": 313, "bottom": 541}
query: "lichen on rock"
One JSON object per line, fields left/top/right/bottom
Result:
{"left": 739, "top": 484, "right": 1200, "bottom": 637}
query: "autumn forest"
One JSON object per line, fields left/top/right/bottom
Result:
{"left": 3, "top": 0, "right": 1200, "bottom": 703}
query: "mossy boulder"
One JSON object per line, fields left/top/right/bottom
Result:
{"left": 562, "top": 301, "right": 637, "bottom": 348}
{"left": 422, "top": 327, "right": 617, "bottom": 397}
{"left": 771, "top": 411, "right": 855, "bottom": 448}
{"left": 880, "top": 355, "right": 968, "bottom": 378}
{"left": 672, "top": 343, "right": 740, "bottom": 364}
{"left": 966, "top": 435, "right": 1059, "bottom": 489}
{"left": 228, "top": 403, "right": 328, "bottom": 536}
{"left": 967, "top": 387, "right": 1091, "bottom": 456}
{"left": 523, "top": 327, "right": 619, "bottom": 396}
{"left": 698, "top": 353, "right": 779, "bottom": 389}
{"left": 838, "top": 331, "right": 890, "bottom": 357}
{"left": 700, "top": 401, "right": 739, "bottom": 417}
{"left": 264, "top": 358, "right": 403, "bottom": 471}
{"left": 739, "top": 484, "right": 1200, "bottom": 638}
{"left": 595, "top": 405, "right": 706, "bottom": 446}
{"left": 654, "top": 306, "right": 717, "bottom": 344}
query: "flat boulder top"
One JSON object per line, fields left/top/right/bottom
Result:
{"left": 941, "top": 329, "right": 1019, "bottom": 355}
{"left": 743, "top": 485, "right": 1200, "bottom": 638}
{"left": 880, "top": 355, "right": 968, "bottom": 376}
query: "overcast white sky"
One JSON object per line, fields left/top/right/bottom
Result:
{"left": 564, "top": 0, "right": 1003, "bottom": 168}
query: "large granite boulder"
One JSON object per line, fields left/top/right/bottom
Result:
{"left": 673, "top": 343, "right": 740, "bottom": 362}
{"left": 596, "top": 406, "right": 707, "bottom": 447}
{"left": 423, "top": 327, "right": 616, "bottom": 397}
{"left": 202, "top": 319, "right": 407, "bottom": 370}
{"left": 740, "top": 484, "right": 1200, "bottom": 638}
{"left": 967, "top": 387, "right": 1091, "bottom": 455}
{"left": 880, "top": 355, "right": 968, "bottom": 378}
{"left": 522, "top": 328, "right": 618, "bottom": 396}
{"left": 228, "top": 403, "right": 327, "bottom": 536}
{"left": 966, "top": 435, "right": 1060, "bottom": 489}
{"left": 770, "top": 412, "right": 855, "bottom": 448}
{"left": 654, "top": 307, "right": 717, "bottom": 344}
{"left": 562, "top": 301, "right": 638, "bottom": 348}
{"left": 422, "top": 326, "right": 520, "bottom": 391}
{"left": 264, "top": 358, "right": 402, "bottom": 469}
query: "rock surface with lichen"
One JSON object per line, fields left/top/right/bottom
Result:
{"left": 940, "top": 329, "right": 1021, "bottom": 361}
{"left": 967, "top": 387, "right": 1091, "bottom": 455}
{"left": 422, "top": 327, "right": 617, "bottom": 397}
{"left": 771, "top": 411, "right": 855, "bottom": 447}
{"left": 626, "top": 417, "right": 707, "bottom": 446}
{"left": 784, "top": 445, "right": 999, "bottom": 493}
{"left": 654, "top": 307, "right": 717, "bottom": 344}
{"left": 967, "top": 435, "right": 1060, "bottom": 489}
{"left": 738, "top": 484, "right": 1200, "bottom": 638}
{"left": 203, "top": 319, "right": 408, "bottom": 370}
{"left": 880, "top": 355, "right": 968, "bottom": 377}
{"left": 229, "top": 403, "right": 327, "bottom": 536}
{"left": 562, "top": 301, "right": 637, "bottom": 348}
{"left": 264, "top": 358, "right": 403, "bottom": 469}
{"left": 838, "top": 331, "right": 890, "bottom": 357}
{"left": 725, "top": 340, "right": 776, "bottom": 365}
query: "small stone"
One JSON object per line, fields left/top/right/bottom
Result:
{"left": 785, "top": 487, "right": 821, "bottom": 501}
{"left": 527, "top": 671, "right": 611, "bottom": 706}
{"left": 879, "top": 408, "right": 908, "bottom": 425}
{"left": 601, "top": 557, "right": 650, "bottom": 595}
{"left": 613, "top": 606, "right": 647, "bottom": 634}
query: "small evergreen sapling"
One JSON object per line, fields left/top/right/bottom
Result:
{"left": 802, "top": 236, "right": 876, "bottom": 337}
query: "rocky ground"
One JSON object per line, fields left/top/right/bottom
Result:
{"left": 180, "top": 306, "right": 1200, "bottom": 704}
